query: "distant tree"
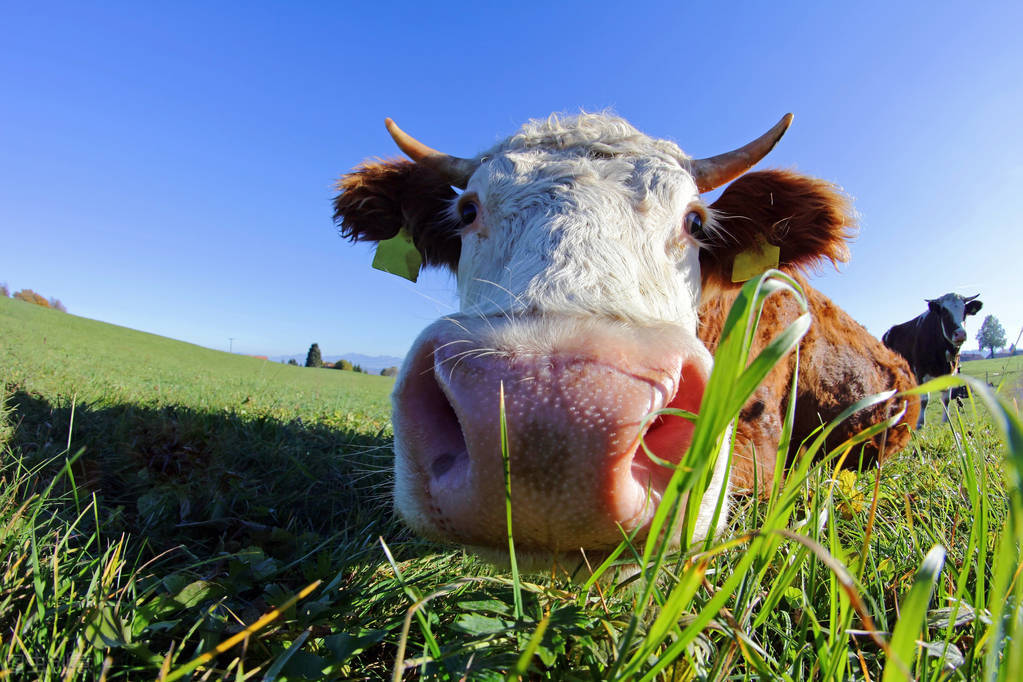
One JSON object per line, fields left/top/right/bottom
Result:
{"left": 976, "top": 315, "right": 1007, "bottom": 358}
{"left": 13, "top": 289, "right": 49, "bottom": 307}
{"left": 334, "top": 359, "right": 354, "bottom": 371}
{"left": 48, "top": 297, "right": 67, "bottom": 313}
{"left": 287, "top": 358, "right": 298, "bottom": 366}
{"left": 352, "top": 364, "right": 363, "bottom": 373}
{"left": 0, "top": 282, "right": 8, "bottom": 297}
{"left": 305, "top": 343, "right": 323, "bottom": 368}
{"left": 381, "top": 366, "right": 399, "bottom": 377}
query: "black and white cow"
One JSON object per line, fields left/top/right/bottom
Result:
{"left": 882, "top": 293, "right": 982, "bottom": 426}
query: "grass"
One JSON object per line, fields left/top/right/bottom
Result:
{"left": 0, "top": 294, "right": 392, "bottom": 424}
{"left": 1, "top": 282, "right": 1022, "bottom": 680}
{"left": 960, "top": 354, "right": 1023, "bottom": 402}
{"left": 916, "top": 354, "right": 1023, "bottom": 426}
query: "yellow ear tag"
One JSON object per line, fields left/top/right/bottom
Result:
{"left": 731, "top": 236, "right": 781, "bottom": 283}
{"left": 372, "top": 228, "right": 422, "bottom": 283}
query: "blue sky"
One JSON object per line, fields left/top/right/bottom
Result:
{"left": 2, "top": 1, "right": 1021, "bottom": 358}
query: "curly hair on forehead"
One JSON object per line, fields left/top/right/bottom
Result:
{"left": 492, "top": 111, "right": 689, "bottom": 164}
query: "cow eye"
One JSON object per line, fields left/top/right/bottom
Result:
{"left": 684, "top": 210, "right": 704, "bottom": 236}
{"left": 459, "top": 202, "right": 478, "bottom": 226}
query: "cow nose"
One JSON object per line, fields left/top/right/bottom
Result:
{"left": 953, "top": 329, "right": 966, "bottom": 344}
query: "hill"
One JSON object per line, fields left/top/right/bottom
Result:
{"left": 0, "top": 295, "right": 394, "bottom": 423}
{"left": 1, "top": 293, "right": 406, "bottom": 677}
{"left": 960, "top": 354, "right": 1023, "bottom": 394}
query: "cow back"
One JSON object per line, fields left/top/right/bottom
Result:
{"left": 699, "top": 276, "right": 919, "bottom": 494}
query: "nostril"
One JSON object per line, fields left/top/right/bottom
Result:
{"left": 431, "top": 452, "right": 458, "bottom": 478}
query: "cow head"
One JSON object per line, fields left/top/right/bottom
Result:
{"left": 333, "top": 113, "right": 854, "bottom": 567}
{"left": 927, "top": 293, "right": 983, "bottom": 347}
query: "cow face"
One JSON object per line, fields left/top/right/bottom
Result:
{"left": 334, "top": 113, "right": 854, "bottom": 566}
{"left": 927, "top": 293, "right": 983, "bottom": 347}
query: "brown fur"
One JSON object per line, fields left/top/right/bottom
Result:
{"left": 700, "top": 169, "right": 856, "bottom": 296}
{"left": 333, "top": 159, "right": 461, "bottom": 269}
{"left": 698, "top": 170, "right": 919, "bottom": 494}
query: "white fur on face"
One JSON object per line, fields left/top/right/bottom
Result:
{"left": 931, "top": 293, "right": 975, "bottom": 343}
{"left": 934, "top": 294, "right": 966, "bottom": 322}
{"left": 390, "top": 113, "right": 732, "bottom": 561}
{"left": 455, "top": 113, "right": 706, "bottom": 331}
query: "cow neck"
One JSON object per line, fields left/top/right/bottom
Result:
{"left": 916, "top": 310, "right": 958, "bottom": 376}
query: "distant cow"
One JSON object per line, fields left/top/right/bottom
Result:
{"left": 883, "top": 293, "right": 982, "bottom": 426}
{"left": 333, "top": 112, "right": 918, "bottom": 566}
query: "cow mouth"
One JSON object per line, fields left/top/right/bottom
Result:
{"left": 392, "top": 316, "right": 710, "bottom": 554}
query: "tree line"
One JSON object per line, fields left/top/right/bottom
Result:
{"left": 1, "top": 282, "right": 67, "bottom": 312}
{"left": 291, "top": 343, "right": 399, "bottom": 376}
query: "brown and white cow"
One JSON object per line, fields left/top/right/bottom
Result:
{"left": 333, "top": 113, "right": 917, "bottom": 567}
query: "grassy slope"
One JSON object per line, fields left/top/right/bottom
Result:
{"left": 1, "top": 297, "right": 421, "bottom": 679}
{"left": 961, "top": 354, "right": 1023, "bottom": 388}
{"left": 1, "top": 293, "right": 1021, "bottom": 680}
{"left": 0, "top": 295, "right": 393, "bottom": 423}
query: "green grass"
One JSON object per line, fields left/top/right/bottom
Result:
{"left": 915, "top": 355, "right": 1023, "bottom": 425}
{"left": 1, "top": 284, "right": 1022, "bottom": 680}
{"left": 961, "top": 355, "right": 1023, "bottom": 399}
{"left": 960, "top": 354, "right": 1023, "bottom": 378}
{"left": 0, "top": 295, "right": 393, "bottom": 424}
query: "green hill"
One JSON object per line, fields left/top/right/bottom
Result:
{"left": 1, "top": 295, "right": 410, "bottom": 678}
{"left": 0, "top": 295, "right": 393, "bottom": 426}
{"left": 960, "top": 354, "right": 1023, "bottom": 390}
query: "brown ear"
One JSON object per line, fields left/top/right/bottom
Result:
{"left": 333, "top": 159, "right": 461, "bottom": 270}
{"left": 700, "top": 169, "right": 856, "bottom": 291}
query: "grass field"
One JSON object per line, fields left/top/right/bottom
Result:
{"left": 960, "top": 355, "right": 1023, "bottom": 392}
{"left": 2, "top": 284, "right": 1022, "bottom": 681}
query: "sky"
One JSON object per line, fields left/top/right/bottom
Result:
{"left": 2, "top": 1, "right": 1022, "bottom": 359}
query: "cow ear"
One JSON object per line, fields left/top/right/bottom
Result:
{"left": 699, "top": 169, "right": 856, "bottom": 290}
{"left": 333, "top": 159, "right": 461, "bottom": 271}
{"left": 927, "top": 299, "right": 941, "bottom": 313}
{"left": 966, "top": 299, "right": 983, "bottom": 316}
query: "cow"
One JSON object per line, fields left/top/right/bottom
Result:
{"left": 332, "top": 112, "right": 918, "bottom": 568}
{"left": 882, "top": 293, "right": 982, "bottom": 427}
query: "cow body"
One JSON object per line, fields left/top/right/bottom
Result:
{"left": 333, "top": 112, "right": 918, "bottom": 566}
{"left": 883, "top": 293, "right": 982, "bottom": 426}
{"left": 699, "top": 278, "right": 918, "bottom": 493}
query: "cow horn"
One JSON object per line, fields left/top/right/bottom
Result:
{"left": 690, "top": 114, "right": 794, "bottom": 192}
{"left": 964, "top": 294, "right": 979, "bottom": 302}
{"left": 385, "top": 118, "right": 478, "bottom": 189}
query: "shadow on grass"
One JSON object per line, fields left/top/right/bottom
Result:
{"left": 5, "top": 387, "right": 415, "bottom": 565}
{"left": 2, "top": 388, "right": 480, "bottom": 678}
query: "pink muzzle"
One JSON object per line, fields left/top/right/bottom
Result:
{"left": 391, "top": 315, "right": 711, "bottom": 553}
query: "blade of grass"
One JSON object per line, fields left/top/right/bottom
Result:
{"left": 508, "top": 612, "right": 550, "bottom": 680}
{"left": 378, "top": 538, "right": 443, "bottom": 666}
{"left": 499, "top": 382, "right": 523, "bottom": 621}
{"left": 161, "top": 580, "right": 321, "bottom": 682}
{"left": 882, "top": 545, "right": 946, "bottom": 682}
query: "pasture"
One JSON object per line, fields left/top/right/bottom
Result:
{"left": 2, "top": 286, "right": 1022, "bottom": 680}
{"left": 960, "top": 355, "right": 1023, "bottom": 394}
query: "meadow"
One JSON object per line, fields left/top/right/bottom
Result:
{"left": 1, "top": 279, "right": 1022, "bottom": 681}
